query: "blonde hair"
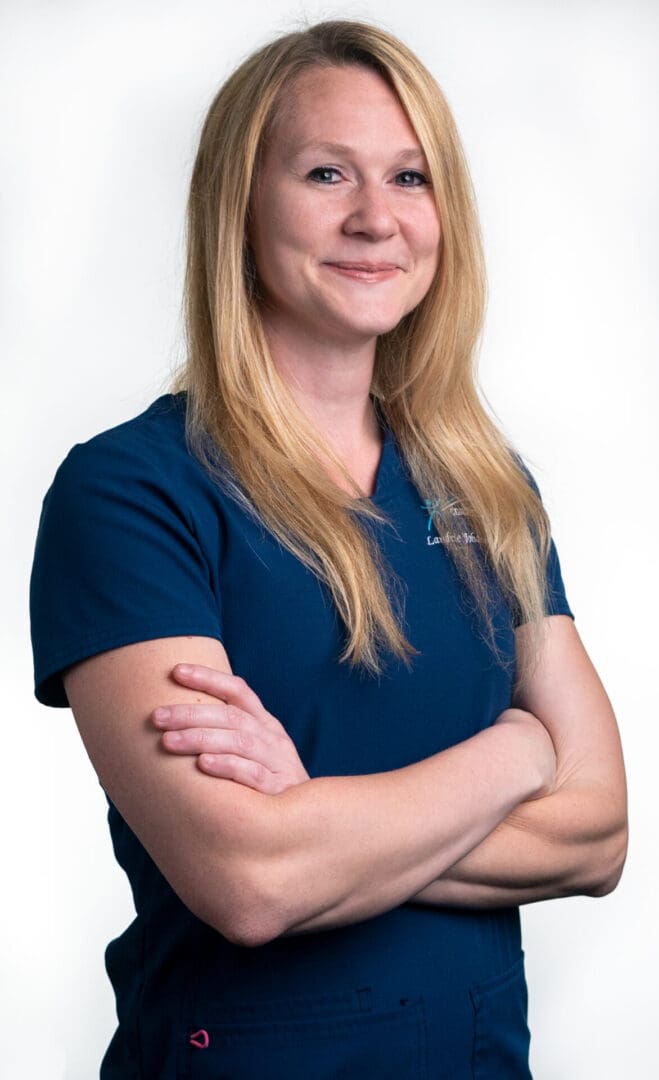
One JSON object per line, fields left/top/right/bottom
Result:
{"left": 170, "top": 17, "right": 555, "bottom": 685}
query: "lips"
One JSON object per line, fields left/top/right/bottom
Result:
{"left": 324, "top": 262, "right": 401, "bottom": 283}
{"left": 326, "top": 262, "right": 399, "bottom": 271}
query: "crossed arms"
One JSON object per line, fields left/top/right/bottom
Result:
{"left": 409, "top": 615, "right": 628, "bottom": 913}
{"left": 63, "top": 615, "right": 628, "bottom": 947}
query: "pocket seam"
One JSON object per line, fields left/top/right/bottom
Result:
{"left": 468, "top": 954, "right": 531, "bottom": 1080}
{"left": 177, "top": 996, "right": 428, "bottom": 1078}
{"left": 468, "top": 953, "right": 525, "bottom": 1009}
{"left": 192, "top": 998, "right": 425, "bottom": 1044}
{"left": 197, "top": 985, "right": 374, "bottom": 1024}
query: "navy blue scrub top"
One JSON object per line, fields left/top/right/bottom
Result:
{"left": 30, "top": 392, "right": 574, "bottom": 1079}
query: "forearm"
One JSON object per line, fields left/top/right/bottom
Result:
{"left": 257, "top": 722, "right": 543, "bottom": 942}
{"left": 408, "top": 779, "right": 628, "bottom": 910}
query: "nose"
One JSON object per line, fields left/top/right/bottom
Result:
{"left": 342, "top": 181, "right": 399, "bottom": 241}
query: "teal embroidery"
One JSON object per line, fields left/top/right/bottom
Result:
{"left": 423, "top": 496, "right": 480, "bottom": 546}
{"left": 422, "top": 498, "right": 442, "bottom": 532}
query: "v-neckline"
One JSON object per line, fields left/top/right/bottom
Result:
{"left": 367, "top": 420, "right": 396, "bottom": 502}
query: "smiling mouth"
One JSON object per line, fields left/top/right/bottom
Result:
{"left": 324, "top": 263, "right": 401, "bottom": 281}
{"left": 327, "top": 262, "right": 399, "bottom": 271}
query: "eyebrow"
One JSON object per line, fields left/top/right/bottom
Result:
{"left": 288, "top": 141, "right": 427, "bottom": 164}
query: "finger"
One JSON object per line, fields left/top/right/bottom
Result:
{"left": 197, "top": 753, "right": 282, "bottom": 795}
{"left": 153, "top": 703, "right": 271, "bottom": 743}
{"left": 153, "top": 702, "right": 229, "bottom": 730}
{"left": 161, "top": 725, "right": 268, "bottom": 762}
{"left": 172, "top": 665, "right": 271, "bottom": 722}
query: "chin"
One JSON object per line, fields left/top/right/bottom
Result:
{"left": 338, "top": 320, "right": 400, "bottom": 340}
{"left": 332, "top": 307, "right": 407, "bottom": 337}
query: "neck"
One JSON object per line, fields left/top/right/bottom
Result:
{"left": 260, "top": 309, "right": 380, "bottom": 454}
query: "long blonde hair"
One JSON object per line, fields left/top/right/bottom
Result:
{"left": 170, "top": 17, "right": 555, "bottom": 685}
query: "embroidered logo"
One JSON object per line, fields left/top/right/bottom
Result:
{"left": 421, "top": 497, "right": 480, "bottom": 546}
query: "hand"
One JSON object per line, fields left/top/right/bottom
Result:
{"left": 151, "top": 664, "right": 311, "bottom": 795}
{"left": 492, "top": 707, "right": 558, "bottom": 800}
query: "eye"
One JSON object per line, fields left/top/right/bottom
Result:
{"left": 307, "top": 166, "right": 342, "bottom": 184}
{"left": 396, "top": 170, "right": 430, "bottom": 187}
{"left": 306, "top": 166, "right": 430, "bottom": 188}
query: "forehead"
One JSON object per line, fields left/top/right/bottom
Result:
{"left": 267, "top": 64, "right": 420, "bottom": 153}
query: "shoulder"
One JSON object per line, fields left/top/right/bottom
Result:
{"left": 30, "top": 393, "right": 228, "bottom": 709}
{"left": 56, "top": 391, "right": 188, "bottom": 478}
{"left": 45, "top": 392, "right": 218, "bottom": 515}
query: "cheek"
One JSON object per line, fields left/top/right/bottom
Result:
{"left": 417, "top": 220, "right": 441, "bottom": 284}
{"left": 408, "top": 216, "right": 441, "bottom": 296}
{"left": 404, "top": 214, "right": 440, "bottom": 278}
{"left": 255, "top": 197, "right": 323, "bottom": 271}
{"left": 414, "top": 207, "right": 441, "bottom": 258}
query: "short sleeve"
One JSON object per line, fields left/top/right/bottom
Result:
{"left": 30, "top": 432, "right": 224, "bottom": 708}
{"left": 511, "top": 455, "right": 575, "bottom": 628}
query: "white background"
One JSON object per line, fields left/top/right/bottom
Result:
{"left": 3, "top": 1, "right": 657, "bottom": 1076}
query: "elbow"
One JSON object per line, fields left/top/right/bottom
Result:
{"left": 229, "top": 780, "right": 322, "bottom": 945}
{"left": 175, "top": 847, "right": 288, "bottom": 949}
{"left": 221, "top": 855, "right": 291, "bottom": 949}
{"left": 197, "top": 886, "right": 283, "bottom": 949}
{"left": 586, "top": 819, "right": 629, "bottom": 898}
{"left": 225, "top": 921, "right": 278, "bottom": 950}
{"left": 211, "top": 782, "right": 313, "bottom": 947}
{"left": 214, "top": 792, "right": 297, "bottom": 947}
{"left": 226, "top": 905, "right": 284, "bottom": 949}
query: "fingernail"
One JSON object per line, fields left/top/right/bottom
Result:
{"left": 153, "top": 708, "right": 171, "bottom": 723}
{"left": 176, "top": 664, "right": 193, "bottom": 676}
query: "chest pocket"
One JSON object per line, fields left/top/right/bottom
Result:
{"left": 177, "top": 986, "right": 429, "bottom": 1079}
{"left": 469, "top": 953, "right": 532, "bottom": 1078}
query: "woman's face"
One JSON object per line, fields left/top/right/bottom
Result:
{"left": 248, "top": 64, "right": 441, "bottom": 348}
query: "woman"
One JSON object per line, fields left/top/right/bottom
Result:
{"left": 30, "top": 19, "right": 628, "bottom": 1078}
